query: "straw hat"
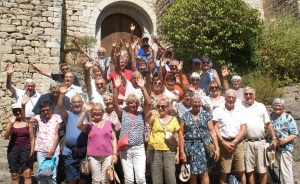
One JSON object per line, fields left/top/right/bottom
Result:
{"left": 179, "top": 163, "right": 191, "bottom": 182}
{"left": 265, "top": 143, "right": 276, "bottom": 166}
{"left": 11, "top": 103, "right": 22, "bottom": 109}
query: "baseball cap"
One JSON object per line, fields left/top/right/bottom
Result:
{"left": 192, "top": 58, "right": 201, "bottom": 63}
{"left": 142, "top": 43, "right": 150, "bottom": 48}
{"left": 11, "top": 103, "right": 22, "bottom": 109}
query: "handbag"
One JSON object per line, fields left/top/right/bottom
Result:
{"left": 79, "top": 155, "right": 90, "bottom": 176}
{"left": 192, "top": 119, "right": 216, "bottom": 159}
{"left": 159, "top": 117, "right": 178, "bottom": 152}
{"left": 117, "top": 116, "right": 137, "bottom": 151}
{"left": 72, "top": 146, "right": 87, "bottom": 159}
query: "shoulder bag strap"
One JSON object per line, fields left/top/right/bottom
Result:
{"left": 127, "top": 115, "right": 137, "bottom": 134}
{"left": 192, "top": 119, "right": 206, "bottom": 143}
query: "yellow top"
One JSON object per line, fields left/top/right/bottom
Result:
{"left": 147, "top": 117, "right": 180, "bottom": 150}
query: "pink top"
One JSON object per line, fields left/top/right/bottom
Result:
{"left": 35, "top": 114, "right": 62, "bottom": 153}
{"left": 87, "top": 120, "right": 114, "bottom": 156}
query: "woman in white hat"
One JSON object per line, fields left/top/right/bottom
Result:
{"left": 270, "top": 98, "right": 298, "bottom": 184}
{"left": 4, "top": 103, "right": 35, "bottom": 184}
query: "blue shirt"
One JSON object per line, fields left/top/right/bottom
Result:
{"left": 270, "top": 112, "right": 298, "bottom": 153}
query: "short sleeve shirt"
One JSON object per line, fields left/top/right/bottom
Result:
{"left": 35, "top": 114, "right": 62, "bottom": 153}
{"left": 65, "top": 84, "right": 84, "bottom": 102}
{"left": 148, "top": 117, "right": 180, "bottom": 150}
{"left": 13, "top": 88, "right": 40, "bottom": 117}
{"left": 242, "top": 101, "right": 270, "bottom": 139}
{"left": 51, "top": 73, "right": 80, "bottom": 87}
{"left": 212, "top": 106, "right": 247, "bottom": 138}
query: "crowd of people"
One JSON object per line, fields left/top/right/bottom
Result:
{"left": 4, "top": 23, "right": 298, "bottom": 184}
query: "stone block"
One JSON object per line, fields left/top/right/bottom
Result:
{"left": 21, "top": 20, "right": 27, "bottom": 26}
{"left": 16, "top": 55, "right": 28, "bottom": 63}
{"left": 66, "top": 9, "right": 73, "bottom": 15}
{"left": 38, "top": 36, "right": 51, "bottom": 41}
{"left": 53, "top": 23, "right": 61, "bottom": 28}
{"left": 38, "top": 42, "right": 46, "bottom": 48}
{"left": 23, "top": 46, "right": 34, "bottom": 55}
{"left": 0, "top": 32, "right": 8, "bottom": 39}
{"left": 53, "top": 12, "right": 61, "bottom": 18}
{"left": 50, "top": 48, "right": 60, "bottom": 56}
{"left": 70, "top": 16, "right": 78, "bottom": 21}
{"left": 11, "top": 19, "right": 22, "bottom": 26}
{"left": 0, "top": 25, "right": 16, "bottom": 33}
{"left": 35, "top": 5, "right": 47, "bottom": 11}
{"left": 16, "top": 15, "right": 31, "bottom": 20}
{"left": 41, "top": 57, "right": 60, "bottom": 64}
{"left": 19, "top": 4, "right": 34, "bottom": 10}
{"left": 16, "top": 0, "right": 29, "bottom": 3}
{"left": 4, "top": 39, "right": 16, "bottom": 47}
{"left": 27, "top": 20, "right": 39, "bottom": 27}
{"left": 16, "top": 40, "right": 30, "bottom": 46}
{"left": 12, "top": 46, "right": 23, "bottom": 51}
{"left": 36, "top": 48, "right": 50, "bottom": 56}
{"left": 73, "top": 10, "right": 83, "bottom": 16}
{"left": 32, "top": 27, "right": 44, "bottom": 35}
{"left": 31, "top": 10, "right": 42, "bottom": 17}
{"left": 40, "top": 22, "right": 53, "bottom": 28}
{"left": 48, "top": 17, "right": 61, "bottom": 23}
{"left": 25, "top": 34, "right": 38, "bottom": 41}
{"left": 79, "top": 27, "right": 89, "bottom": 33}
{"left": 11, "top": 33, "right": 24, "bottom": 39}
{"left": 0, "top": 46, "right": 12, "bottom": 54}
{"left": 46, "top": 42, "right": 59, "bottom": 48}
{"left": 44, "top": 28, "right": 60, "bottom": 36}
{"left": 28, "top": 55, "right": 40, "bottom": 63}
{"left": 48, "top": 7, "right": 61, "bottom": 12}
{"left": 42, "top": 11, "right": 54, "bottom": 17}
{"left": 82, "top": 10, "right": 91, "bottom": 17}
{"left": 2, "top": 54, "right": 16, "bottom": 62}
{"left": 16, "top": 26, "right": 32, "bottom": 34}
{"left": 31, "top": 41, "right": 40, "bottom": 47}
{"left": 0, "top": 7, "right": 9, "bottom": 14}
{"left": 3, "top": 2, "right": 18, "bottom": 8}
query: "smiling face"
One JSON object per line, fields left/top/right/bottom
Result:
{"left": 132, "top": 73, "right": 141, "bottom": 87}
{"left": 95, "top": 78, "right": 106, "bottom": 94}
{"left": 243, "top": 89, "right": 256, "bottom": 106}
{"left": 25, "top": 82, "right": 36, "bottom": 95}
{"left": 70, "top": 95, "right": 84, "bottom": 114}
{"left": 202, "top": 59, "right": 210, "bottom": 72}
{"left": 190, "top": 77, "right": 200, "bottom": 87}
{"left": 91, "top": 104, "right": 104, "bottom": 121}
{"left": 191, "top": 97, "right": 202, "bottom": 112}
{"left": 157, "top": 100, "right": 168, "bottom": 117}
{"left": 126, "top": 94, "right": 140, "bottom": 114}
{"left": 142, "top": 46, "right": 151, "bottom": 55}
{"left": 64, "top": 73, "right": 74, "bottom": 87}
{"left": 50, "top": 87, "right": 60, "bottom": 102}
{"left": 104, "top": 95, "right": 113, "bottom": 110}
{"left": 40, "top": 106, "right": 52, "bottom": 120}
{"left": 231, "top": 80, "right": 241, "bottom": 90}
{"left": 272, "top": 102, "right": 284, "bottom": 116}
{"left": 119, "top": 58, "right": 126, "bottom": 71}
{"left": 12, "top": 108, "right": 22, "bottom": 119}
{"left": 152, "top": 78, "right": 162, "bottom": 92}
{"left": 225, "top": 92, "right": 236, "bottom": 110}
{"left": 209, "top": 82, "right": 220, "bottom": 97}
{"left": 97, "top": 47, "right": 106, "bottom": 59}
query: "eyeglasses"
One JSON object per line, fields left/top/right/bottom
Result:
{"left": 202, "top": 62, "right": 209, "bottom": 64}
{"left": 61, "top": 68, "right": 69, "bottom": 71}
{"left": 98, "top": 52, "right": 105, "bottom": 54}
{"left": 13, "top": 109, "right": 21, "bottom": 113}
{"left": 210, "top": 86, "right": 219, "bottom": 90}
{"left": 191, "top": 79, "right": 199, "bottom": 82}
{"left": 156, "top": 105, "right": 166, "bottom": 109}
{"left": 96, "top": 83, "right": 105, "bottom": 86}
{"left": 92, "top": 109, "right": 102, "bottom": 112}
{"left": 154, "top": 82, "right": 162, "bottom": 85}
{"left": 51, "top": 91, "right": 60, "bottom": 95}
{"left": 40, "top": 109, "right": 51, "bottom": 113}
{"left": 244, "top": 93, "right": 254, "bottom": 96}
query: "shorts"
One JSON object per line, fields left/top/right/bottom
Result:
{"left": 220, "top": 141, "right": 245, "bottom": 173}
{"left": 63, "top": 154, "right": 90, "bottom": 181}
{"left": 244, "top": 139, "right": 267, "bottom": 173}
{"left": 7, "top": 147, "right": 31, "bottom": 173}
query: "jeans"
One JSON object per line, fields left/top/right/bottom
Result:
{"left": 37, "top": 152, "right": 59, "bottom": 184}
{"left": 119, "top": 144, "right": 146, "bottom": 184}
{"left": 148, "top": 150, "right": 176, "bottom": 184}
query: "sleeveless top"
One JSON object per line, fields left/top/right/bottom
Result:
{"left": 65, "top": 112, "right": 88, "bottom": 148}
{"left": 9, "top": 123, "right": 30, "bottom": 148}
{"left": 207, "top": 69, "right": 215, "bottom": 82}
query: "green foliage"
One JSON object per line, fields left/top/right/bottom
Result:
{"left": 258, "top": 14, "right": 300, "bottom": 86}
{"left": 64, "top": 35, "right": 97, "bottom": 52}
{"left": 160, "top": 0, "right": 263, "bottom": 73}
{"left": 242, "top": 70, "right": 283, "bottom": 105}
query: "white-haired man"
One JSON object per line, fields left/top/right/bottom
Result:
{"left": 6, "top": 63, "right": 40, "bottom": 118}
{"left": 221, "top": 66, "right": 244, "bottom": 101}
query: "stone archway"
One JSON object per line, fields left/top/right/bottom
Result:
{"left": 87, "top": 0, "right": 157, "bottom": 55}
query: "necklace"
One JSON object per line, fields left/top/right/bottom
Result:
{"left": 191, "top": 111, "right": 201, "bottom": 121}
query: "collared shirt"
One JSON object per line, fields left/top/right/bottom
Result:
{"left": 65, "top": 84, "right": 84, "bottom": 102}
{"left": 123, "top": 79, "right": 144, "bottom": 106}
{"left": 242, "top": 101, "right": 270, "bottom": 139}
{"left": 13, "top": 88, "right": 40, "bottom": 117}
{"left": 213, "top": 106, "right": 247, "bottom": 139}
{"left": 88, "top": 86, "right": 107, "bottom": 108}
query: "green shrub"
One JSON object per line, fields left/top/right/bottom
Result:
{"left": 160, "top": 0, "right": 263, "bottom": 73}
{"left": 64, "top": 35, "right": 97, "bottom": 52}
{"left": 259, "top": 14, "right": 300, "bottom": 86}
{"left": 242, "top": 70, "right": 283, "bottom": 105}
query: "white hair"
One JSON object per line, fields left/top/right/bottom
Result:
{"left": 272, "top": 98, "right": 285, "bottom": 108}
{"left": 231, "top": 75, "right": 242, "bottom": 83}
{"left": 49, "top": 81, "right": 60, "bottom": 90}
{"left": 225, "top": 89, "right": 237, "bottom": 97}
{"left": 190, "top": 72, "right": 200, "bottom": 79}
{"left": 24, "top": 79, "right": 35, "bottom": 87}
{"left": 244, "top": 86, "right": 256, "bottom": 94}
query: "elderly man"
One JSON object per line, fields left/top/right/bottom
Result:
{"left": 242, "top": 87, "right": 277, "bottom": 184}
{"left": 221, "top": 66, "right": 244, "bottom": 101}
{"left": 83, "top": 58, "right": 108, "bottom": 107}
{"left": 30, "top": 63, "right": 80, "bottom": 87}
{"left": 6, "top": 63, "right": 40, "bottom": 118}
{"left": 32, "top": 82, "right": 70, "bottom": 114}
{"left": 213, "top": 89, "right": 247, "bottom": 184}
{"left": 57, "top": 86, "right": 88, "bottom": 184}
{"left": 62, "top": 72, "right": 84, "bottom": 101}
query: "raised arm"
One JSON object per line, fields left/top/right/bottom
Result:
{"left": 130, "top": 23, "right": 135, "bottom": 42}
{"left": 178, "top": 61, "right": 189, "bottom": 91}
{"left": 56, "top": 83, "right": 69, "bottom": 120}
{"left": 6, "top": 63, "right": 16, "bottom": 95}
{"left": 221, "top": 66, "right": 230, "bottom": 93}
{"left": 21, "top": 94, "right": 38, "bottom": 123}
{"left": 113, "top": 75, "right": 123, "bottom": 118}
{"left": 72, "top": 38, "right": 89, "bottom": 57}
{"left": 84, "top": 57, "right": 94, "bottom": 92}
{"left": 76, "top": 102, "right": 92, "bottom": 132}
{"left": 125, "top": 41, "right": 132, "bottom": 70}
{"left": 137, "top": 77, "right": 151, "bottom": 115}
{"left": 145, "top": 60, "right": 154, "bottom": 95}
{"left": 130, "top": 39, "right": 139, "bottom": 72}
{"left": 30, "top": 62, "right": 52, "bottom": 78}
{"left": 159, "top": 58, "right": 168, "bottom": 81}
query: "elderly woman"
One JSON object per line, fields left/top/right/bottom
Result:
{"left": 201, "top": 56, "right": 221, "bottom": 87}
{"left": 76, "top": 102, "right": 117, "bottom": 184}
{"left": 102, "top": 93, "right": 121, "bottom": 132}
{"left": 172, "top": 90, "right": 194, "bottom": 120}
{"left": 113, "top": 74, "right": 151, "bottom": 184}
{"left": 179, "top": 94, "right": 219, "bottom": 184}
{"left": 202, "top": 81, "right": 225, "bottom": 112}
{"left": 4, "top": 104, "right": 34, "bottom": 184}
{"left": 269, "top": 98, "right": 298, "bottom": 184}
{"left": 22, "top": 96, "right": 61, "bottom": 184}
{"left": 221, "top": 66, "right": 244, "bottom": 101}
{"left": 181, "top": 72, "right": 206, "bottom": 98}
{"left": 146, "top": 99, "right": 180, "bottom": 184}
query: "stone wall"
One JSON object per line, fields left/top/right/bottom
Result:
{"left": 263, "top": 0, "right": 300, "bottom": 19}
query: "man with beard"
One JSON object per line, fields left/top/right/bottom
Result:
{"left": 63, "top": 72, "right": 84, "bottom": 101}
{"left": 57, "top": 86, "right": 89, "bottom": 184}
{"left": 6, "top": 63, "right": 40, "bottom": 118}
{"left": 30, "top": 63, "right": 80, "bottom": 87}
{"left": 83, "top": 57, "right": 108, "bottom": 107}
{"left": 213, "top": 89, "right": 247, "bottom": 184}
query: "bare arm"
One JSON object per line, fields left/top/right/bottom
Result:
{"left": 111, "top": 131, "right": 118, "bottom": 164}
{"left": 214, "top": 70, "right": 221, "bottom": 87}
{"left": 56, "top": 84, "right": 69, "bottom": 120}
{"left": 84, "top": 57, "right": 93, "bottom": 92}
{"left": 21, "top": 95, "right": 38, "bottom": 123}
{"left": 111, "top": 40, "right": 117, "bottom": 65}
{"left": 28, "top": 123, "right": 35, "bottom": 156}
{"left": 266, "top": 122, "right": 278, "bottom": 149}
{"left": 30, "top": 63, "right": 52, "bottom": 78}
{"left": 179, "top": 121, "right": 187, "bottom": 163}
{"left": 113, "top": 75, "right": 123, "bottom": 118}
{"left": 208, "top": 119, "right": 220, "bottom": 161}
{"left": 76, "top": 111, "right": 90, "bottom": 132}
{"left": 4, "top": 113, "right": 14, "bottom": 139}
{"left": 178, "top": 62, "right": 189, "bottom": 91}
{"left": 221, "top": 66, "right": 230, "bottom": 93}
{"left": 72, "top": 38, "right": 89, "bottom": 57}
{"left": 6, "top": 63, "right": 16, "bottom": 95}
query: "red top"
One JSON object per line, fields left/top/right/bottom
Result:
{"left": 108, "top": 69, "right": 132, "bottom": 102}
{"left": 9, "top": 124, "right": 31, "bottom": 148}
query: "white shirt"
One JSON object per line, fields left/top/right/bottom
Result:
{"left": 87, "top": 83, "right": 106, "bottom": 108}
{"left": 65, "top": 85, "right": 85, "bottom": 102}
{"left": 213, "top": 106, "right": 247, "bottom": 138}
{"left": 13, "top": 88, "right": 40, "bottom": 117}
{"left": 242, "top": 101, "right": 270, "bottom": 139}
{"left": 123, "top": 79, "right": 144, "bottom": 106}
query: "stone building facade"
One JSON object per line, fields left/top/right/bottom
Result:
{"left": 0, "top": 1, "right": 300, "bottom": 178}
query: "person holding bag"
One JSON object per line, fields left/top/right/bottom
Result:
{"left": 179, "top": 93, "right": 219, "bottom": 184}
{"left": 112, "top": 74, "right": 151, "bottom": 184}
{"left": 146, "top": 99, "right": 180, "bottom": 184}
{"left": 76, "top": 102, "right": 118, "bottom": 184}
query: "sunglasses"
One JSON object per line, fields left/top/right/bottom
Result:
{"left": 156, "top": 105, "right": 166, "bottom": 109}
{"left": 98, "top": 52, "right": 105, "bottom": 54}
{"left": 244, "top": 93, "right": 254, "bottom": 96}
{"left": 96, "top": 83, "right": 105, "bottom": 86}
{"left": 210, "top": 86, "right": 219, "bottom": 90}
{"left": 40, "top": 109, "right": 51, "bottom": 113}
{"left": 61, "top": 68, "right": 69, "bottom": 71}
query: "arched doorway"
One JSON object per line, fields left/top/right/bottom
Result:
{"left": 101, "top": 13, "right": 143, "bottom": 56}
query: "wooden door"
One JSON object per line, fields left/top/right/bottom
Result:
{"left": 101, "top": 13, "right": 143, "bottom": 59}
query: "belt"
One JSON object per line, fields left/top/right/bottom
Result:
{"left": 222, "top": 137, "right": 235, "bottom": 142}
{"left": 244, "top": 138, "right": 265, "bottom": 142}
